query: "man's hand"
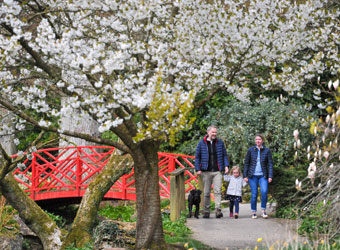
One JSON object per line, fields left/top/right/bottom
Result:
{"left": 244, "top": 177, "right": 248, "bottom": 182}
{"left": 196, "top": 170, "right": 202, "bottom": 175}
{"left": 268, "top": 178, "right": 272, "bottom": 183}
{"left": 225, "top": 167, "right": 229, "bottom": 174}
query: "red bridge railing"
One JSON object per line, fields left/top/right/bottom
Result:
{"left": 12, "top": 146, "right": 198, "bottom": 202}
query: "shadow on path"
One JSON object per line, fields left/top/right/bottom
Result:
{"left": 186, "top": 203, "right": 304, "bottom": 250}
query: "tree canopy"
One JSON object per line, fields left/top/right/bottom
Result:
{"left": 0, "top": 0, "right": 339, "bottom": 145}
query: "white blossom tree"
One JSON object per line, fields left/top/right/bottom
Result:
{"left": 0, "top": 0, "right": 339, "bottom": 249}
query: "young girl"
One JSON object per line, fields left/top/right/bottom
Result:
{"left": 224, "top": 166, "right": 247, "bottom": 219}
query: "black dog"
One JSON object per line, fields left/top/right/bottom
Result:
{"left": 188, "top": 189, "right": 202, "bottom": 218}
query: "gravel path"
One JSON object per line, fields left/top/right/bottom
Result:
{"left": 186, "top": 203, "right": 304, "bottom": 250}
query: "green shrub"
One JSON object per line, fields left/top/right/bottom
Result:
{"left": 65, "top": 243, "right": 92, "bottom": 250}
{"left": 298, "top": 202, "right": 331, "bottom": 239}
{"left": 160, "top": 198, "right": 170, "bottom": 209}
{"left": 0, "top": 197, "right": 18, "bottom": 234}
{"left": 275, "top": 204, "right": 298, "bottom": 219}
{"left": 98, "top": 205, "right": 135, "bottom": 222}
{"left": 175, "top": 99, "right": 317, "bottom": 209}
{"left": 44, "top": 210, "right": 66, "bottom": 228}
{"left": 162, "top": 213, "right": 191, "bottom": 237}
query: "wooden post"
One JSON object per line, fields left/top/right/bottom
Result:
{"left": 169, "top": 168, "right": 186, "bottom": 221}
{"left": 178, "top": 172, "right": 186, "bottom": 212}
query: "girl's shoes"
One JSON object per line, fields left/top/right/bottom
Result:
{"left": 234, "top": 213, "right": 239, "bottom": 219}
{"left": 229, "top": 212, "right": 234, "bottom": 218}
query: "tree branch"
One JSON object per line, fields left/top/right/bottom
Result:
{"left": 1, "top": 23, "right": 60, "bottom": 80}
{"left": 0, "top": 96, "right": 131, "bottom": 153}
{"left": 193, "top": 86, "right": 224, "bottom": 109}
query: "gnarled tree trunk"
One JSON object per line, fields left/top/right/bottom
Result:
{"left": 0, "top": 152, "right": 134, "bottom": 250}
{"left": 0, "top": 174, "right": 63, "bottom": 250}
{"left": 132, "top": 141, "right": 167, "bottom": 249}
{"left": 62, "top": 154, "right": 133, "bottom": 248}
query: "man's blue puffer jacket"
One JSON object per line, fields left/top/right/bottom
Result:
{"left": 195, "top": 135, "right": 229, "bottom": 172}
{"left": 243, "top": 146, "right": 273, "bottom": 179}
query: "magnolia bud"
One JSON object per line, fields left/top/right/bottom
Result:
{"left": 293, "top": 129, "right": 299, "bottom": 139}
{"left": 323, "top": 151, "right": 329, "bottom": 160}
{"left": 328, "top": 80, "right": 332, "bottom": 90}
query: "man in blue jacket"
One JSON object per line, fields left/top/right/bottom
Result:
{"left": 195, "top": 125, "right": 229, "bottom": 218}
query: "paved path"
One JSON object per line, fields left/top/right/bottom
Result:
{"left": 186, "top": 203, "right": 303, "bottom": 250}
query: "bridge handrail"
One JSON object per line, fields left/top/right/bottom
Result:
{"left": 12, "top": 146, "right": 198, "bottom": 202}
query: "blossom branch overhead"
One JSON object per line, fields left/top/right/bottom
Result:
{"left": 0, "top": 0, "right": 339, "bottom": 146}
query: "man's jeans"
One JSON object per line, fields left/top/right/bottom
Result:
{"left": 248, "top": 175, "right": 268, "bottom": 212}
{"left": 202, "top": 171, "right": 222, "bottom": 213}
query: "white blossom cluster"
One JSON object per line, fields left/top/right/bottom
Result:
{"left": 0, "top": 0, "right": 339, "bottom": 143}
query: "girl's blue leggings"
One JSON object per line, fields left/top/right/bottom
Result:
{"left": 229, "top": 200, "right": 239, "bottom": 213}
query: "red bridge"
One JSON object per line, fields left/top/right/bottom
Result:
{"left": 12, "top": 146, "right": 198, "bottom": 206}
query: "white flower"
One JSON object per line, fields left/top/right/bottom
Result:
{"left": 17, "top": 163, "right": 26, "bottom": 171}
{"left": 57, "top": 81, "right": 65, "bottom": 88}
{"left": 307, "top": 162, "right": 316, "bottom": 179}
{"left": 38, "top": 120, "right": 51, "bottom": 128}
{"left": 323, "top": 151, "right": 329, "bottom": 160}
{"left": 333, "top": 79, "right": 339, "bottom": 90}
{"left": 293, "top": 129, "right": 299, "bottom": 139}
{"left": 328, "top": 80, "right": 332, "bottom": 90}
{"left": 17, "top": 151, "right": 24, "bottom": 157}
{"left": 14, "top": 138, "right": 20, "bottom": 145}
{"left": 317, "top": 103, "right": 327, "bottom": 109}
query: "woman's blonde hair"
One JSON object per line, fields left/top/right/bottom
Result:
{"left": 230, "top": 165, "right": 242, "bottom": 176}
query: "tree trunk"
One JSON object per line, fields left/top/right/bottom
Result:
{"left": 0, "top": 174, "right": 63, "bottom": 250}
{"left": 0, "top": 109, "right": 17, "bottom": 155}
{"left": 132, "top": 141, "right": 167, "bottom": 249}
{"left": 59, "top": 97, "right": 101, "bottom": 149}
{"left": 62, "top": 154, "right": 133, "bottom": 248}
